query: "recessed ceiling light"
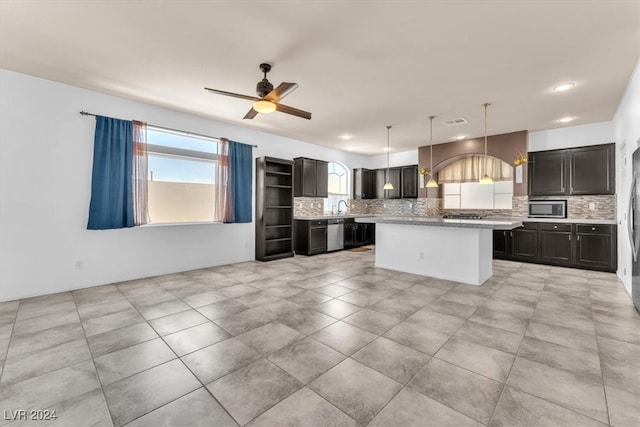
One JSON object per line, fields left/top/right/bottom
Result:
{"left": 339, "top": 134, "right": 353, "bottom": 140}
{"left": 553, "top": 82, "right": 575, "bottom": 92}
{"left": 455, "top": 135, "right": 466, "bottom": 140}
{"left": 557, "top": 117, "right": 575, "bottom": 123}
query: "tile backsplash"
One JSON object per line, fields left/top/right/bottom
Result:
{"left": 347, "top": 195, "right": 615, "bottom": 220}
{"left": 294, "top": 197, "right": 324, "bottom": 216}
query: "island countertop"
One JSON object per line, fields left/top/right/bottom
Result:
{"left": 355, "top": 216, "right": 523, "bottom": 230}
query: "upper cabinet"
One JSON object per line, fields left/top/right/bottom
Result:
{"left": 528, "top": 143, "right": 614, "bottom": 196}
{"left": 382, "top": 167, "right": 402, "bottom": 199}
{"left": 401, "top": 165, "right": 419, "bottom": 198}
{"left": 294, "top": 157, "right": 328, "bottom": 197}
{"left": 353, "top": 168, "right": 376, "bottom": 199}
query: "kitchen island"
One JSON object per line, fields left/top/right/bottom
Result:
{"left": 356, "top": 216, "right": 522, "bottom": 286}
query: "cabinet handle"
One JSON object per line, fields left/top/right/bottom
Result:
{"left": 591, "top": 227, "right": 596, "bottom": 231}
{"left": 577, "top": 235, "right": 580, "bottom": 241}
{"left": 562, "top": 186, "right": 565, "bottom": 192}
{"left": 503, "top": 231, "right": 506, "bottom": 236}
{"left": 568, "top": 235, "right": 571, "bottom": 241}
{"left": 571, "top": 186, "right": 574, "bottom": 194}
{"left": 554, "top": 225, "right": 558, "bottom": 229}
{"left": 510, "top": 232, "right": 513, "bottom": 237}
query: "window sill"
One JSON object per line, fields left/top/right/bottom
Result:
{"left": 142, "top": 221, "right": 224, "bottom": 227}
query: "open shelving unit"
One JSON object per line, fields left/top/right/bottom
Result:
{"left": 255, "top": 157, "right": 294, "bottom": 261}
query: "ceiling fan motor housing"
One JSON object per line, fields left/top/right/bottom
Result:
{"left": 256, "top": 79, "right": 274, "bottom": 98}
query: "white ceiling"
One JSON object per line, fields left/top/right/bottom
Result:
{"left": 1, "top": 1, "right": 639, "bottom": 155}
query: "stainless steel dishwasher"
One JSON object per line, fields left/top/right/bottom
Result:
{"left": 327, "top": 218, "right": 344, "bottom": 252}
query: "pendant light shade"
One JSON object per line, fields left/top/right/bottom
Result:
{"left": 426, "top": 115, "right": 439, "bottom": 188}
{"left": 384, "top": 125, "right": 394, "bottom": 191}
{"left": 480, "top": 102, "right": 494, "bottom": 185}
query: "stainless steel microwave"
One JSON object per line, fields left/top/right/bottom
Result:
{"left": 528, "top": 200, "right": 567, "bottom": 218}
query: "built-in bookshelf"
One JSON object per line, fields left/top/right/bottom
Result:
{"left": 255, "top": 157, "right": 294, "bottom": 261}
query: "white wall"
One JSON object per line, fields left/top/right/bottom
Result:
{"left": 364, "top": 149, "right": 419, "bottom": 169}
{"left": 614, "top": 59, "right": 640, "bottom": 296}
{"left": 0, "top": 69, "right": 368, "bottom": 301}
{"left": 529, "top": 121, "right": 614, "bottom": 152}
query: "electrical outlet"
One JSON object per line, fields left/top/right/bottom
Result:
{"left": 419, "top": 252, "right": 424, "bottom": 260}
{"left": 589, "top": 202, "right": 595, "bottom": 210}
{"left": 75, "top": 260, "right": 83, "bottom": 270}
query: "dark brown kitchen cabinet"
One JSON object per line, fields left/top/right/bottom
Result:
{"left": 528, "top": 143, "right": 614, "bottom": 196}
{"left": 493, "top": 221, "right": 616, "bottom": 272}
{"left": 255, "top": 157, "right": 294, "bottom": 261}
{"left": 575, "top": 224, "right": 617, "bottom": 270}
{"left": 294, "top": 157, "right": 328, "bottom": 197}
{"left": 294, "top": 219, "right": 327, "bottom": 255}
{"left": 539, "top": 223, "right": 573, "bottom": 265}
{"left": 376, "top": 167, "right": 401, "bottom": 199}
{"left": 344, "top": 218, "right": 356, "bottom": 248}
{"left": 569, "top": 144, "right": 615, "bottom": 195}
{"left": 353, "top": 168, "right": 376, "bottom": 200}
{"left": 528, "top": 150, "right": 567, "bottom": 196}
{"left": 401, "top": 165, "right": 419, "bottom": 198}
{"left": 494, "top": 223, "right": 538, "bottom": 261}
{"left": 344, "top": 219, "right": 374, "bottom": 247}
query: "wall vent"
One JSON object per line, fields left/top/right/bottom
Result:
{"left": 443, "top": 118, "right": 468, "bottom": 127}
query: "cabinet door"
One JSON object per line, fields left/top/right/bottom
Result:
{"left": 539, "top": 231, "right": 572, "bottom": 264}
{"left": 493, "top": 230, "right": 509, "bottom": 258}
{"left": 575, "top": 233, "right": 615, "bottom": 270}
{"left": 353, "top": 169, "right": 364, "bottom": 199}
{"left": 354, "top": 224, "right": 366, "bottom": 245}
{"left": 316, "top": 160, "right": 328, "bottom": 197}
{"left": 375, "top": 169, "right": 386, "bottom": 199}
{"left": 365, "top": 223, "right": 375, "bottom": 244}
{"left": 569, "top": 144, "right": 615, "bottom": 195}
{"left": 510, "top": 229, "right": 538, "bottom": 260}
{"left": 354, "top": 169, "right": 375, "bottom": 199}
{"left": 401, "top": 165, "right": 418, "bottom": 198}
{"left": 294, "top": 158, "right": 318, "bottom": 197}
{"left": 528, "top": 150, "right": 567, "bottom": 196}
{"left": 344, "top": 220, "right": 355, "bottom": 248}
{"left": 309, "top": 227, "right": 327, "bottom": 254}
{"left": 386, "top": 168, "right": 402, "bottom": 199}
{"left": 364, "top": 169, "right": 376, "bottom": 200}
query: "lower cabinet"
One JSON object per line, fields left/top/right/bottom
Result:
{"left": 493, "top": 222, "right": 616, "bottom": 272}
{"left": 294, "top": 220, "right": 327, "bottom": 255}
{"left": 344, "top": 218, "right": 374, "bottom": 248}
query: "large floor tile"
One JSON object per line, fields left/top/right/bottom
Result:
{"left": 407, "top": 308, "right": 465, "bottom": 334}
{"left": 490, "top": 386, "right": 606, "bottom": 427}
{"left": 182, "top": 290, "right": 227, "bottom": 308}
{"left": 369, "top": 388, "right": 482, "bottom": 427}
{"left": 82, "top": 308, "right": 144, "bottom": 337}
{"left": 518, "top": 336, "right": 602, "bottom": 383}
{"left": 312, "top": 299, "right": 361, "bottom": 319}
{"left": 455, "top": 320, "right": 523, "bottom": 354}
{"left": 181, "top": 337, "right": 260, "bottom": 384}
{"left": 435, "top": 337, "right": 515, "bottom": 382}
{"left": 286, "top": 290, "right": 332, "bottom": 308}
{"left": 94, "top": 338, "right": 176, "bottom": 385}
{"left": 469, "top": 307, "right": 528, "bottom": 334}
{"left": 369, "top": 297, "right": 421, "bottom": 319}
{"left": 163, "top": 322, "right": 230, "bottom": 356}
{"left": 268, "top": 337, "right": 345, "bottom": 384}
{"left": 384, "top": 321, "right": 450, "bottom": 355}
{"left": 148, "top": 309, "right": 208, "bottom": 336}
{"left": 352, "top": 337, "right": 430, "bottom": 384}
{"left": 427, "top": 298, "right": 478, "bottom": 319}
{"left": 279, "top": 309, "right": 337, "bottom": 335}
{"left": 207, "top": 358, "right": 302, "bottom": 426}
{"left": 408, "top": 357, "right": 502, "bottom": 424}
{"left": 87, "top": 322, "right": 157, "bottom": 357}
{"left": 309, "top": 321, "right": 377, "bottom": 355}
{"left": 0, "top": 360, "right": 100, "bottom": 415}
{"left": 246, "top": 387, "right": 358, "bottom": 427}
{"left": 103, "top": 359, "right": 200, "bottom": 427}
{"left": 12, "top": 310, "right": 80, "bottom": 337}
{"left": 1, "top": 338, "right": 91, "bottom": 384}
{"left": 525, "top": 319, "right": 598, "bottom": 353}
{"left": 598, "top": 336, "right": 640, "bottom": 394}
{"left": 6, "top": 322, "right": 85, "bottom": 358}
{"left": 506, "top": 357, "right": 608, "bottom": 423}
{"left": 126, "top": 388, "right": 237, "bottom": 427}
{"left": 136, "top": 299, "right": 191, "bottom": 321}
{"left": 605, "top": 385, "right": 640, "bottom": 427}
{"left": 342, "top": 308, "right": 401, "bottom": 335}
{"left": 236, "top": 321, "right": 304, "bottom": 355}
{"left": 308, "top": 358, "right": 402, "bottom": 425}
{"left": 196, "top": 299, "right": 248, "bottom": 321}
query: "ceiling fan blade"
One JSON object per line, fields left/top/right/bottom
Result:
{"left": 275, "top": 103, "right": 312, "bottom": 120}
{"left": 204, "top": 87, "right": 260, "bottom": 102}
{"left": 243, "top": 108, "right": 259, "bottom": 120}
{"left": 264, "top": 82, "right": 298, "bottom": 103}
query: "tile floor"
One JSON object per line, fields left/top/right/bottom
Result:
{"left": 0, "top": 248, "right": 639, "bottom": 426}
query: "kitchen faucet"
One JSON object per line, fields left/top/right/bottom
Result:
{"left": 338, "top": 200, "right": 348, "bottom": 214}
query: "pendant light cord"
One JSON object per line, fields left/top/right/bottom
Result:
{"left": 483, "top": 103, "right": 490, "bottom": 174}
{"left": 386, "top": 125, "right": 391, "bottom": 172}
{"left": 429, "top": 116, "right": 435, "bottom": 173}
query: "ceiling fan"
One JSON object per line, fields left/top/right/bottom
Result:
{"left": 204, "top": 63, "right": 311, "bottom": 120}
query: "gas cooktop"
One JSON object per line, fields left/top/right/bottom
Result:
{"left": 442, "top": 213, "right": 485, "bottom": 220}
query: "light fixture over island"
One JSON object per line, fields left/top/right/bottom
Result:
{"left": 356, "top": 216, "right": 523, "bottom": 286}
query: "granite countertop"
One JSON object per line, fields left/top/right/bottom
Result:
{"left": 293, "top": 214, "right": 375, "bottom": 220}
{"left": 487, "top": 216, "right": 618, "bottom": 225}
{"left": 355, "top": 216, "right": 523, "bottom": 230}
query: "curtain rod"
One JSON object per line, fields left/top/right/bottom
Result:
{"left": 79, "top": 111, "right": 257, "bottom": 147}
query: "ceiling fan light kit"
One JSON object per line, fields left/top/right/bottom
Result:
{"left": 204, "top": 62, "right": 311, "bottom": 120}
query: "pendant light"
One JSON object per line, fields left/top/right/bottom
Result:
{"left": 383, "top": 125, "right": 394, "bottom": 190}
{"left": 426, "top": 115, "right": 439, "bottom": 188}
{"left": 479, "top": 102, "right": 494, "bottom": 185}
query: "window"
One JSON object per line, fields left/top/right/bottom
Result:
{"left": 147, "top": 127, "right": 220, "bottom": 223}
{"left": 324, "top": 161, "right": 350, "bottom": 213}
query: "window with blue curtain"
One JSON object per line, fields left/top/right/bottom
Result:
{"left": 229, "top": 140, "right": 253, "bottom": 223}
